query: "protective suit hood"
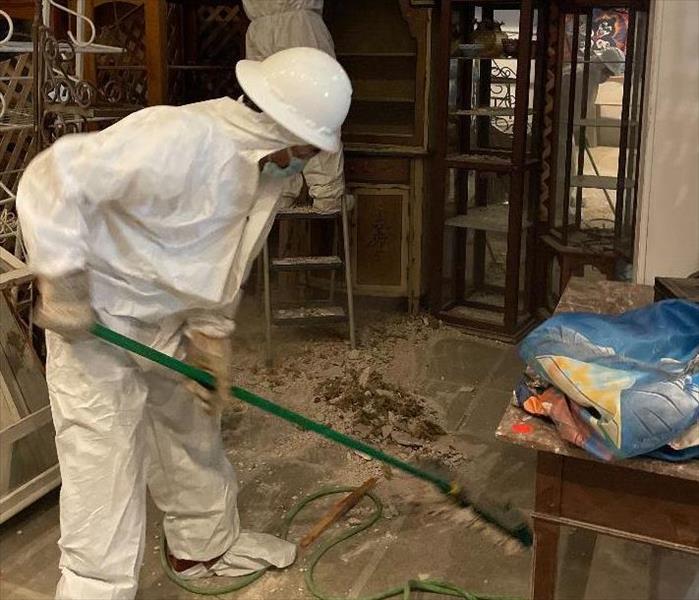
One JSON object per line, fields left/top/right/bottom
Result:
{"left": 18, "top": 98, "right": 303, "bottom": 332}
{"left": 190, "top": 96, "right": 305, "bottom": 164}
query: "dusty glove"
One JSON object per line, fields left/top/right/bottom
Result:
{"left": 184, "top": 329, "right": 235, "bottom": 414}
{"left": 34, "top": 271, "right": 96, "bottom": 341}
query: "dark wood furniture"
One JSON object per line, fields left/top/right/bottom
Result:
{"left": 326, "top": 0, "right": 431, "bottom": 309}
{"left": 429, "top": 0, "right": 546, "bottom": 341}
{"left": 496, "top": 278, "right": 699, "bottom": 600}
{"left": 655, "top": 276, "right": 699, "bottom": 303}
{"left": 537, "top": 1, "right": 651, "bottom": 309}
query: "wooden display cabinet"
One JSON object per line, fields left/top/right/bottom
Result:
{"left": 429, "top": 0, "right": 546, "bottom": 341}
{"left": 326, "top": 0, "right": 430, "bottom": 309}
{"left": 537, "top": 0, "right": 650, "bottom": 310}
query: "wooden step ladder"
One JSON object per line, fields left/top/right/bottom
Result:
{"left": 262, "top": 197, "right": 356, "bottom": 364}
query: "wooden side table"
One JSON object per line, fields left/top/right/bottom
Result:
{"left": 496, "top": 278, "right": 699, "bottom": 599}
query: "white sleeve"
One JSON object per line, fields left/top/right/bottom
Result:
{"left": 17, "top": 137, "right": 90, "bottom": 278}
{"left": 17, "top": 107, "right": 195, "bottom": 278}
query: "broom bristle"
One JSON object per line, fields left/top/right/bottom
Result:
{"left": 397, "top": 464, "right": 533, "bottom": 551}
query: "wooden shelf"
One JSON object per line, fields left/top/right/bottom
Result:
{"left": 574, "top": 118, "right": 638, "bottom": 128}
{"left": 564, "top": 59, "right": 626, "bottom": 64}
{"left": 345, "top": 124, "right": 414, "bottom": 137}
{"left": 446, "top": 152, "right": 539, "bottom": 172}
{"left": 445, "top": 203, "right": 531, "bottom": 233}
{"left": 571, "top": 175, "right": 633, "bottom": 190}
{"left": 451, "top": 54, "right": 530, "bottom": 62}
{"left": 337, "top": 52, "right": 416, "bottom": 58}
{"left": 541, "top": 232, "right": 615, "bottom": 257}
{"left": 446, "top": 152, "right": 510, "bottom": 171}
{"left": 440, "top": 304, "right": 504, "bottom": 326}
{"left": 451, "top": 107, "right": 533, "bottom": 117}
{"left": 353, "top": 96, "right": 415, "bottom": 104}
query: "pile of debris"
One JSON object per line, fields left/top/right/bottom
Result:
{"left": 314, "top": 367, "right": 446, "bottom": 448}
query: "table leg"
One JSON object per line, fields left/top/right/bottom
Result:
{"left": 531, "top": 518, "right": 561, "bottom": 600}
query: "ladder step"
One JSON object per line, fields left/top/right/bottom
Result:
{"left": 272, "top": 306, "right": 347, "bottom": 326}
{"left": 271, "top": 256, "right": 343, "bottom": 272}
{"left": 276, "top": 206, "right": 341, "bottom": 220}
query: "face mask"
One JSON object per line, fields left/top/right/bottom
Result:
{"left": 261, "top": 149, "right": 308, "bottom": 178}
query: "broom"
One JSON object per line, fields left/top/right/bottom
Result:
{"left": 90, "top": 322, "right": 533, "bottom": 548}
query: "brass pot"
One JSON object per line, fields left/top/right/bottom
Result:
{"left": 471, "top": 20, "right": 507, "bottom": 58}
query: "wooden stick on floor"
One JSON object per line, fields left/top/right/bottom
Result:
{"left": 300, "top": 478, "right": 378, "bottom": 550}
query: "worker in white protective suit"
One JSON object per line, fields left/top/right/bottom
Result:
{"left": 243, "top": 0, "right": 346, "bottom": 212}
{"left": 16, "top": 47, "right": 351, "bottom": 600}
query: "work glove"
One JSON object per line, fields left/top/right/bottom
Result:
{"left": 184, "top": 328, "right": 235, "bottom": 415}
{"left": 34, "top": 271, "right": 96, "bottom": 341}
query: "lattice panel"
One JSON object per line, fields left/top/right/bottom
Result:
{"left": 166, "top": 3, "right": 247, "bottom": 105}
{"left": 196, "top": 5, "right": 247, "bottom": 65}
{"left": 166, "top": 3, "right": 186, "bottom": 103}
{"left": 0, "top": 53, "right": 35, "bottom": 204}
{"left": 94, "top": 2, "right": 148, "bottom": 106}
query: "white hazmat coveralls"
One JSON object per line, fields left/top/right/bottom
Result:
{"left": 243, "top": 0, "right": 345, "bottom": 210}
{"left": 16, "top": 98, "right": 300, "bottom": 600}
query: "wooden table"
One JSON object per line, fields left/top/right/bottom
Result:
{"left": 496, "top": 278, "right": 699, "bottom": 600}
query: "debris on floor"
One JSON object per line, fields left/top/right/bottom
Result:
{"left": 314, "top": 367, "right": 446, "bottom": 445}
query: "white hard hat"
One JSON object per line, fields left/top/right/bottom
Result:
{"left": 236, "top": 47, "right": 352, "bottom": 153}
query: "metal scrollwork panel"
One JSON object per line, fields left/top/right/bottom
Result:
{"left": 40, "top": 26, "right": 97, "bottom": 109}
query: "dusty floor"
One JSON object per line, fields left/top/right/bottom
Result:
{"left": 0, "top": 305, "right": 696, "bottom": 599}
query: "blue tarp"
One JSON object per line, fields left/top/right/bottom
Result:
{"left": 519, "top": 300, "right": 699, "bottom": 460}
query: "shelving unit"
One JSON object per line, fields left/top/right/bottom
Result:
{"left": 163, "top": 2, "right": 248, "bottom": 105}
{"left": 324, "top": 0, "right": 430, "bottom": 309}
{"left": 0, "top": 3, "right": 58, "bottom": 526}
{"left": 429, "top": 0, "right": 546, "bottom": 341}
{"left": 326, "top": 0, "right": 428, "bottom": 149}
{"left": 537, "top": 1, "right": 650, "bottom": 308}
{"left": 1, "top": 13, "right": 35, "bottom": 261}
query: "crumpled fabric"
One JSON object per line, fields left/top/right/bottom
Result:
{"left": 243, "top": 0, "right": 345, "bottom": 208}
{"left": 517, "top": 300, "right": 699, "bottom": 461}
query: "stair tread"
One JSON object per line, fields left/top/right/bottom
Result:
{"left": 273, "top": 306, "right": 347, "bottom": 321}
{"left": 277, "top": 205, "right": 341, "bottom": 219}
{"left": 271, "top": 256, "right": 343, "bottom": 269}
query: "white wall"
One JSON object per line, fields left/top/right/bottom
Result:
{"left": 635, "top": 0, "right": 699, "bottom": 283}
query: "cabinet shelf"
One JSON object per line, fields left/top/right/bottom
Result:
{"left": 446, "top": 152, "right": 539, "bottom": 172}
{"left": 445, "top": 204, "right": 531, "bottom": 233}
{"left": 573, "top": 118, "right": 637, "bottom": 129}
{"left": 451, "top": 107, "right": 533, "bottom": 117}
{"left": 564, "top": 59, "right": 626, "bottom": 64}
{"left": 345, "top": 124, "right": 414, "bottom": 137}
{"left": 354, "top": 96, "right": 415, "bottom": 104}
{"left": 492, "top": 76, "right": 517, "bottom": 84}
{"left": 336, "top": 52, "right": 417, "bottom": 58}
{"left": 571, "top": 175, "right": 633, "bottom": 190}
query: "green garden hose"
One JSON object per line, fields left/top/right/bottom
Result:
{"left": 158, "top": 486, "right": 524, "bottom": 600}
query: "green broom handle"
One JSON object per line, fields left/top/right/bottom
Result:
{"left": 90, "top": 323, "right": 452, "bottom": 494}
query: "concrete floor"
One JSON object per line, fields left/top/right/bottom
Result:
{"left": 0, "top": 309, "right": 696, "bottom": 600}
